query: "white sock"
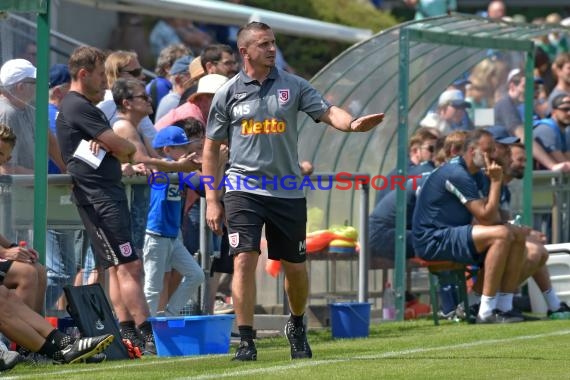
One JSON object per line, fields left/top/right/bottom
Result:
{"left": 478, "top": 295, "right": 496, "bottom": 318}
{"left": 496, "top": 293, "right": 514, "bottom": 312}
{"left": 543, "top": 288, "right": 561, "bottom": 311}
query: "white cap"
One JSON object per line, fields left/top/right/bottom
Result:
{"left": 0, "top": 59, "right": 36, "bottom": 87}
{"left": 189, "top": 74, "right": 229, "bottom": 101}
{"left": 507, "top": 68, "right": 522, "bottom": 84}
{"left": 438, "top": 89, "right": 470, "bottom": 108}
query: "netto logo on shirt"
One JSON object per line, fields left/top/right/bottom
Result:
{"left": 241, "top": 118, "right": 287, "bottom": 135}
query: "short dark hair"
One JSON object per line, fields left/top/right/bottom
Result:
{"left": 409, "top": 127, "right": 438, "bottom": 150}
{"left": 201, "top": 44, "right": 234, "bottom": 70}
{"left": 237, "top": 22, "right": 272, "bottom": 49}
{"left": 177, "top": 117, "right": 204, "bottom": 139}
{"left": 68, "top": 46, "right": 106, "bottom": 80}
{"left": 0, "top": 124, "right": 16, "bottom": 148}
{"left": 112, "top": 78, "right": 145, "bottom": 112}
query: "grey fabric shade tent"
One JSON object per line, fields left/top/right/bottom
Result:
{"left": 298, "top": 13, "right": 569, "bottom": 318}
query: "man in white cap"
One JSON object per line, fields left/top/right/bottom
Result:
{"left": 0, "top": 58, "right": 65, "bottom": 174}
{"left": 428, "top": 89, "right": 473, "bottom": 134}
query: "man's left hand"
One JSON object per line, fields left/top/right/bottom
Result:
{"left": 350, "top": 113, "right": 385, "bottom": 132}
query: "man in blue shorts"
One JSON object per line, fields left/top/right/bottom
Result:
{"left": 412, "top": 129, "right": 526, "bottom": 323}
{"left": 203, "top": 22, "right": 384, "bottom": 361}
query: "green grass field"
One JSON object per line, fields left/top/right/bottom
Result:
{"left": 4, "top": 319, "right": 570, "bottom": 379}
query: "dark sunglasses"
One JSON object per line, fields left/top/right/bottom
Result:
{"left": 422, "top": 145, "right": 435, "bottom": 153}
{"left": 121, "top": 67, "right": 143, "bottom": 77}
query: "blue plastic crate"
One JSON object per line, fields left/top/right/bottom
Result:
{"left": 149, "top": 315, "right": 235, "bottom": 357}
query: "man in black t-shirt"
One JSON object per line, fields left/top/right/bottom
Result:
{"left": 56, "top": 46, "right": 156, "bottom": 354}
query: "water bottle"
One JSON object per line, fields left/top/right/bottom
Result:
{"left": 382, "top": 282, "right": 396, "bottom": 321}
{"left": 512, "top": 214, "right": 522, "bottom": 226}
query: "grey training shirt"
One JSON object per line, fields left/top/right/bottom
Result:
{"left": 207, "top": 67, "right": 331, "bottom": 198}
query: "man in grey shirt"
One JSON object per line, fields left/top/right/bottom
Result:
{"left": 0, "top": 59, "right": 65, "bottom": 174}
{"left": 203, "top": 21, "right": 384, "bottom": 361}
{"left": 533, "top": 94, "right": 570, "bottom": 169}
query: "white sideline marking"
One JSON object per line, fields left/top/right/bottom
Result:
{"left": 4, "top": 329, "right": 570, "bottom": 380}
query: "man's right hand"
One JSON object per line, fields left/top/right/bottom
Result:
{"left": 206, "top": 200, "right": 224, "bottom": 236}
{"left": 178, "top": 152, "right": 202, "bottom": 172}
{"left": 484, "top": 152, "right": 503, "bottom": 182}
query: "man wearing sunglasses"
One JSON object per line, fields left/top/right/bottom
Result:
{"left": 97, "top": 51, "right": 156, "bottom": 146}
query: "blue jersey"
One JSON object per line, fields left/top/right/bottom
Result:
{"left": 146, "top": 172, "right": 184, "bottom": 238}
{"left": 374, "top": 160, "right": 435, "bottom": 205}
{"left": 412, "top": 156, "right": 480, "bottom": 251}
{"left": 370, "top": 168, "right": 433, "bottom": 229}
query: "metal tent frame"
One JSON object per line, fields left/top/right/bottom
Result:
{"left": 297, "top": 13, "right": 569, "bottom": 319}
{"left": 1, "top": 0, "right": 50, "bottom": 258}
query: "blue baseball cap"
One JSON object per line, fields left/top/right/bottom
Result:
{"left": 169, "top": 55, "right": 192, "bottom": 76}
{"left": 48, "top": 64, "right": 70, "bottom": 88}
{"left": 153, "top": 126, "right": 190, "bottom": 149}
{"left": 486, "top": 125, "right": 520, "bottom": 145}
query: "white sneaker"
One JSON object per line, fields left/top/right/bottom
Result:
{"left": 213, "top": 300, "right": 234, "bottom": 314}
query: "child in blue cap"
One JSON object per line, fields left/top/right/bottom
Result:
{"left": 143, "top": 125, "right": 204, "bottom": 316}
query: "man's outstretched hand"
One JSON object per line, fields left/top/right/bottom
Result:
{"left": 350, "top": 113, "right": 385, "bottom": 132}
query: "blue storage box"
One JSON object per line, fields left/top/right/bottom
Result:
{"left": 149, "top": 315, "right": 235, "bottom": 357}
{"left": 329, "top": 302, "right": 371, "bottom": 339}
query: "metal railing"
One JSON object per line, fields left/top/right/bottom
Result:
{"left": 1, "top": 170, "right": 568, "bottom": 307}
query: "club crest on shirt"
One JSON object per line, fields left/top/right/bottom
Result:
{"left": 118, "top": 242, "right": 133, "bottom": 257}
{"left": 278, "top": 89, "right": 290, "bottom": 104}
{"left": 228, "top": 233, "right": 239, "bottom": 248}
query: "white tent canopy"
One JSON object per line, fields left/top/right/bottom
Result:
{"left": 65, "top": 0, "right": 373, "bottom": 43}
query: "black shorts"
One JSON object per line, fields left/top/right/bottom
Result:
{"left": 210, "top": 228, "right": 233, "bottom": 275}
{"left": 0, "top": 259, "right": 13, "bottom": 285}
{"left": 76, "top": 200, "right": 139, "bottom": 269}
{"left": 223, "top": 192, "right": 307, "bottom": 263}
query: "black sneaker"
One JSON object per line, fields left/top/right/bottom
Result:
{"left": 476, "top": 309, "right": 524, "bottom": 324}
{"left": 143, "top": 337, "right": 156, "bottom": 355}
{"left": 232, "top": 340, "right": 257, "bottom": 361}
{"left": 61, "top": 334, "right": 114, "bottom": 364}
{"left": 509, "top": 308, "right": 541, "bottom": 321}
{"left": 437, "top": 309, "right": 456, "bottom": 320}
{"left": 21, "top": 352, "right": 52, "bottom": 366}
{"left": 0, "top": 350, "right": 21, "bottom": 371}
{"left": 468, "top": 303, "right": 480, "bottom": 317}
{"left": 284, "top": 320, "right": 312, "bottom": 359}
{"left": 548, "top": 302, "right": 570, "bottom": 320}
{"left": 121, "top": 327, "right": 144, "bottom": 352}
